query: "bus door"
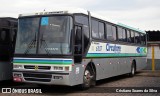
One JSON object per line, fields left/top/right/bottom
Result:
{"left": 74, "top": 25, "right": 84, "bottom": 63}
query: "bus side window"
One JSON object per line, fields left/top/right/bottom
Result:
{"left": 130, "top": 31, "right": 135, "bottom": 43}
{"left": 74, "top": 15, "right": 89, "bottom": 54}
{"left": 122, "top": 29, "right": 126, "bottom": 42}
{"left": 106, "top": 24, "right": 116, "bottom": 41}
{"left": 112, "top": 26, "right": 117, "bottom": 40}
{"left": 135, "top": 32, "right": 138, "bottom": 43}
{"left": 91, "top": 19, "right": 99, "bottom": 38}
{"left": 98, "top": 22, "right": 105, "bottom": 39}
{"left": 127, "top": 30, "right": 131, "bottom": 42}
{"left": 141, "top": 34, "right": 146, "bottom": 45}
{"left": 75, "top": 26, "right": 82, "bottom": 54}
{"left": 118, "top": 27, "right": 123, "bottom": 41}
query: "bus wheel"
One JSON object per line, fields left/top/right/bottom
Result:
{"left": 81, "top": 66, "right": 95, "bottom": 89}
{"left": 129, "top": 63, "right": 136, "bottom": 77}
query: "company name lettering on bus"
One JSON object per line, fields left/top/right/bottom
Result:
{"left": 106, "top": 43, "right": 121, "bottom": 53}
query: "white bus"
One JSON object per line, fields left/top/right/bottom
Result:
{"left": 13, "top": 8, "right": 147, "bottom": 89}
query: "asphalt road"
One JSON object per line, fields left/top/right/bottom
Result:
{"left": 0, "top": 70, "right": 160, "bottom": 96}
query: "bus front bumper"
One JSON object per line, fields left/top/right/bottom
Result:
{"left": 13, "top": 70, "right": 72, "bottom": 86}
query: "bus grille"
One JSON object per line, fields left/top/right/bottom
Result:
{"left": 23, "top": 73, "right": 52, "bottom": 82}
{"left": 24, "top": 65, "right": 51, "bottom": 70}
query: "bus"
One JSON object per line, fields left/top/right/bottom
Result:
{"left": 0, "top": 17, "right": 17, "bottom": 81}
{"left": 13, "top": 8, "right": 147, "bottom": 89}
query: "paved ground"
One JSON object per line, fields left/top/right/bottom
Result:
{"left": 0, "top": 70, "right": 160, "bottom": 96}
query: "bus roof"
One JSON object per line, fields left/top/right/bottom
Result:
{"left": 19, "top": 8, "right": 145, "bottom": 34}
{"left": 0, "top": 17, "right": 17, "bottom": 27}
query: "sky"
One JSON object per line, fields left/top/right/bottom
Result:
{"left": 0, "top": 0, "right": 159, "bottom": 31}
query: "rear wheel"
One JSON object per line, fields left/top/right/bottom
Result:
{"left": 129, "top": 62, "right": 136, "bottom": 77}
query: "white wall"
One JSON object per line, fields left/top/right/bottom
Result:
{"left": 147, "top": 46, "right": 160, "bottom": 59}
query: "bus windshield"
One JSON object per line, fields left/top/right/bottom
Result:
{"left": 15, "top": 16, "right": 73, "bottom": 55}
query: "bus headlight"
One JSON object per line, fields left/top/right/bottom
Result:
{"left": 65, "top": 66, "right": 70, "bottom": 71}
{"left": 52, "top": 66, "right": 70, "bottom": 71}
{"left": 53, "top": 66, "right": 64, "bottom": 71}
{"left": 14, "top": 65, "right": 23, "bottom": 69}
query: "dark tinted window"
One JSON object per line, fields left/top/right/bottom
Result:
{"left": 99, "top": 22, "right": 105, "bottom": 39}
{"left": 75, "top": 15, "right": 89, "bottom": 53}
{"left": 135, "top": 32, "right": 141, "bottom": 44}
{"left": 75, "top": 15, "right": 88, "bottom": 25}
{"left": 141, "top": 34, "right": 146, "bottom": 45}
{"left": 92, "top": 19, "right": 99, "bottom": 38}
{"left": 118, "top": 27, "right": 123, "bottom": 41}
{"left": 112, "top": 26, "right": 117, "bottom": 40}
{"left": 130, "top": 31, "right": 135, "bottom": 43}
{"left": 106, "top": 24, "right": 116, "bottom": 41}
{"left": 122, "top": 29, "right": 126, "bottom": 42}
{"left": 127, "top": 30, "right": 131, "bottom": 42}
{"left": 106, "top": 24, "right": 112, "bottom": 40}
{"left": 118, "top": 27, "right": 126, "bottom": 42}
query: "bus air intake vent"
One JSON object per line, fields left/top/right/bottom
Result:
{"left": 23, "top": 73, "right": 52, "bottom": 82}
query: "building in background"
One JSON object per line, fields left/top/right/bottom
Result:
{"left": 146, "top": 30, "right": 160, "bottom": 70}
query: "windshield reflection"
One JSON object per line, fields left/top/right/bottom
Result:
{"left": 15, "top": 16, "right": 72, "bottom": 55}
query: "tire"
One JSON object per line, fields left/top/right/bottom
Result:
{"left": 129, "top": 62, "right": 136, "bottom": 77}
{"left": 80, "top": 66, "right": 95, "bottom": 89}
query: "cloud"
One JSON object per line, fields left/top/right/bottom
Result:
{"left": 94, "top": 6, "right": 160, "bottom": 30}
{"left": 0, "top": 0, "right": 159, "bottom": 30}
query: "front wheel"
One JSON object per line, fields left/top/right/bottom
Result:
{"left": 80, "top": 66, "right": 95, "bottom": 89}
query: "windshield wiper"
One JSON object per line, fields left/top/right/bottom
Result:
{"left": 40, "top": 32, "right": 51, "bottom": 55}
{"left": 40, "top": 39, "right": 51, "bottom": 55}
{"left": 24, "top": 39, "right": 36, "bottom": 54}
{"left": 24, "top": 33, "right": 37, "bottom": 54}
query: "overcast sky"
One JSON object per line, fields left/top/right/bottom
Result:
{"left": 0, "top": 0, "right": 159, "bottom": 30}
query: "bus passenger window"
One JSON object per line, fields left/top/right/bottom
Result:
{"left": 112, "top": 26, "right": 117, "bottom": 40}
{"left": 135, "top": 32, "right": 141, "bottom": 44}
{"left": 92, "top": 19, "right": 99, "bottom": 38}
{"left": 122, "top": 29, "right": 126, "bottom": 42}
{"left": 106, "top": 24, "right": 116, "bottom": 41}
{"left": 118, "top": 28, "right": 126, "bottom": 42}
{"left": 98, "top": 22, "right": 105, "bottom": 39}
{"left": 127, "top": 30, "right": 131, "bottom": 42}
{"left": 118, "top": 27, "right": 123, "bottom": 41}
{"left": 141, "top": 34, "right": 146, "bottom": 45}
{"left": 130, "top": 31, "right": 135, "bottom": 43}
